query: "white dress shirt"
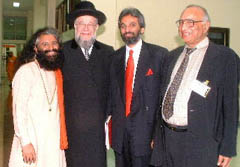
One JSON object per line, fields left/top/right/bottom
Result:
{"left": 125, "top": 39, "right": 143, "bottom": 90}
{"left": 81, "top": 45, "right": 93, "bottom": 58}
{"left": 162, "top": 37, "right": 209, "bottom": 126}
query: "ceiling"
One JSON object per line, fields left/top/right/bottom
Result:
{"left": 3, "top": 0, "right": 34, "bottom": 12}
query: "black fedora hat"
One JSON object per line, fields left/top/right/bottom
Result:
{"left": 67, "top": 1, "right": 106, "bottom": 26}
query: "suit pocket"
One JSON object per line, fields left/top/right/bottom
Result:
{"left": 145, "top": 74, "right": 160, "bottom": 95}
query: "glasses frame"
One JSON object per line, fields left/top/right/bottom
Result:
{"left": 74, "top": 22, "right": 97, "bottom": 29}
{"left": 176, "top": 19, "right": 204, "bottom": 27}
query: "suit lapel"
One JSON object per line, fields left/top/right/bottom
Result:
{"left": 133, "top": 42, "right": 151, "bottom": 96}
{"left": 114, "top": 47, "right": 126, "bottom": 104}
{"left": 163, "top": 47, "right": 183, "bottom": 94}
{"left": 88, "top": 42, "right": 98, "bottom": 71}
{"left": 195, "top": 42, "right": 217, "bottom": 81}
{"left": 70, "top": 40, "right": 89, "bottom": 67}
{"left": 167, "top": 43, "right": 217, "bottom": 84}
{"left": 70, "top": 40, "right": 101, "bottom": 83}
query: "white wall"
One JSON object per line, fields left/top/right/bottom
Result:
{"left": 33, "top": 0, "right": 47, "bottom": 32}
{"left": 33, "top": 0, "right": 58, "bottom": 32}
{"left": 62, "top": 0, "right": 240, "bottom": 55}
{"left": 47, "top": 0, "right": 56, "bottom": 27}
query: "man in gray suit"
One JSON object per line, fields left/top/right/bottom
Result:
{"left": 151, "top": 4, "right": 239, "bottom": 167}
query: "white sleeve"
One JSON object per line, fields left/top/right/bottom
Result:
{"left": 12, "top": 65, "right": 34, "bottom": 147}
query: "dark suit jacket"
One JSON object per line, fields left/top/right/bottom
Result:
{"left": 151, "top": 42, "right": 239, "bottom": 167}
{"left": 108, "top": 41, "right": 168, "bottom": 157}
{"left": 62, "top": 40, "right": 114, "bottom": 166}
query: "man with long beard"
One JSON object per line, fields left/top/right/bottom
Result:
{"left": 62, "top": 1, "right": 114, "bottom": 167}
{"left": 8, "top": 27, "right": 68, "bottom": 167}
{"left": 108, "top": 7, "right": 168, "bottom": 167}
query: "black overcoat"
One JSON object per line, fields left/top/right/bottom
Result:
{"left": 62, "top": 39, "right": 114, "bottom": 167}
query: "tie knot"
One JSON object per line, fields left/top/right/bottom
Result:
{"left": 85, "top": 48, "right": 89, "bottom": 56}
{"left": 84, "top": 48, "right": 90, "bottom": 61}
{"left": 186, "top": 47, "right": 196, "bottom": 56}
{"left": 129, "top": 49, "right": 134, "bottom": 56}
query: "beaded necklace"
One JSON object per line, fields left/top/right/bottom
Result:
{"left": 35, "top": 61, "right": 56, "bottom": 112}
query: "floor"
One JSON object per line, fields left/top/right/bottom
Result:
{"left": 0, "top": 75, "right": 240, "bottom": 167}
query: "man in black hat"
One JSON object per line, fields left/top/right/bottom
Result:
{"left": 62, "top": 1, "right": 114, "bottom": 167}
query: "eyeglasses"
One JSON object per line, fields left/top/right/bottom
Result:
{"left": 176, "top": 19, "right": 204, "bottom": 27}
{"left": 74, "top": 22, "right": 97, "bottom": 29}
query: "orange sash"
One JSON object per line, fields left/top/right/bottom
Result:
{"left": 55, "top": 69, "right": 68, "bottom": 150}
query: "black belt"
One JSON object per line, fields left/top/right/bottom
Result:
{"left": 162, "top": 120, "right": 187, "bottom": 132}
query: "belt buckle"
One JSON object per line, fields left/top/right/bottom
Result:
{"left": 164, "top": 121, "right": 187, "bottom": 132}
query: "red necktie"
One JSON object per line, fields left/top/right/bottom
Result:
{"left": 125, "top": 50, "right": 134, "bottom": 117}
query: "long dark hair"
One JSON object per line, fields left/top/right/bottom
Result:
{"left": 18, "top": 27, "right": 61, "bottom": 67}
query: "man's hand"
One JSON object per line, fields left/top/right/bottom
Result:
{"left": 217, "top": 155, "right": 232, "bottom": 167}
{"left": 22, "top": 143, "right": 36, "bottom": 164}
{"left": 151, "top": 140, "right": 154, "bottom": 149}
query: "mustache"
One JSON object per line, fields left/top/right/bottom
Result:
{"left": 43, "top": 49, "right": 59, "bottom": 54}
{"left": 123, "top": 32, "right": 135, "bottom": 36}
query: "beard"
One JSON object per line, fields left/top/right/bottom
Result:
{"left": 121, "top": 31, "right": 141, "bottom": 45}
{"left": 36, "top": 49, "right": 64, "bottom": 71}
{"left": 75, "top": 35, "right": 96, "bottom": 50}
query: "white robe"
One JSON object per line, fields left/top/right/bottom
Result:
{"left": 9, "top": 61, "right": 66, "bottom": 167}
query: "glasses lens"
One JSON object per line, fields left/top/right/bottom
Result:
{"left": 176, "top": 19, "right": 197, "bottom": 27}
{"left": 186, "top": 20, "right": 194, "bottom": 27}
{"left": 176, "top": 20, "right": 181, "bottom": 27}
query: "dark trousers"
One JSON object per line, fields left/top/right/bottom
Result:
{"left": 164, "top": 125, "right": 219, "bottom": 167}
{"left": 65, "top": 150, "right": 106, "bottom": 167}
{"left": 164, "top": 126, "right": 187, "bottom": 167}
{"left": 114, "top": 129, "right": 152, "bottom": 167}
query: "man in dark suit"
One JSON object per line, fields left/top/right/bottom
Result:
{"left": 62, "top": 1, "right": 114, "bottom": 167}
{"left": 151, "top": 4, "right": 239, "bottom": 167}
{"left": 108, "top": 7, "right": 168, "bottom": 167}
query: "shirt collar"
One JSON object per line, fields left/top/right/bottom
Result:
{"left": 126, "top": 39, "right": 142, "bottom": 54}
{"left": 81, "top": 45, "right": 94, "bottom": 55}
{"left": 185, "top": 37, "right": 209, "bottom": 50}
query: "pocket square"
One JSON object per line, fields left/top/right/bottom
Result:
{"left": 146, "top": 68, "right": 153, "bottom": 76}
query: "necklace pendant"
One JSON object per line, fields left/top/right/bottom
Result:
{"left": 49, "top": 108, "right": 51, "bottom": 112}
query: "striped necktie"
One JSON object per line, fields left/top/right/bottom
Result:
{"left": 84, "top": 48, "right": 90, "bottom": 61}
{"left": 162, "top": 48, "right": 196, "bottom": 120}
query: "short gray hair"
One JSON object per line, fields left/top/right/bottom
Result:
{"left": 118, "top": 7, "right": 145, "bottom": 28}
{"left": 183, "top": 4, "right": 211, "bottom": 23}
